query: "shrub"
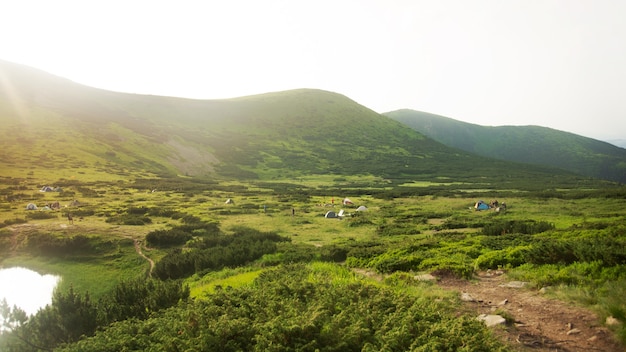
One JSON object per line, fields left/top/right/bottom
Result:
{"left": 105, "top": 214, "right": 152, "bottom": 226}
{"left": 146, "top": 229, "right": 193, "bottom": 248}
{"left": 27, "top": 233, "right": 94, "bottom": 256}
{"left": 320, "top": 245, "right": 349, "bottom": 262}
{"left": 2, "top": 218, "right": 27, "bottom": 228}
{"left": 474, "top": 245, "right": 531, "bottom": 270}
{"left": 482, "top": 219, "right": 554, "bottom": 236}
{"left": 146, "top": 207, "right": 184, "bottom": 218}
{"left": 126, "top": 206, "right": 149, "bottom": 215}
{"left": 26, "top": 211, "right": 58, "bottom": 220}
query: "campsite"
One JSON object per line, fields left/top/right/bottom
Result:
{"left": 1, "top": 61, "right": 626, "bottom": 351}
{"left": 2, "top": 173, "right": 626, "bottom": 351}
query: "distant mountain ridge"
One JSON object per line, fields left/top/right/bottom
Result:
{"left": 607, "top": 139, "right": 626, "bottom": 149}
{"left": 384, "top": 109, "right": 626, "bottom": 183}
{"left": 0, "top": 60, "right": 597, "bottom": 189}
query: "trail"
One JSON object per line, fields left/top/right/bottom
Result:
{"left": 437, "top": 270, "right": 624, "bottom": 352}
{"left": 132, "top": 239, "right": 155, "bottom": 278}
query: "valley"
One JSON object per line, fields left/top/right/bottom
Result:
{"left": 1, "top": 60, "right": 625, "bottom": 351}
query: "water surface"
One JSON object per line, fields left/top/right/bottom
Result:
{"left": 0, "top": 267, "right": 60, "bottom": 316}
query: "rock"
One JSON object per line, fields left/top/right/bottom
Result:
{"left": 498, "top": 299, "right": 508, "bottom": 306}
{"left": 567, "top": 328, "right": 582, "bottom": 335}
{"left": 499, "top": 281, "right": 528, "bottom": 288}
{"left": 606, "top": 316, "right": 621, "bottom": 326}
{"left": 587, "top": 335, "right": 598, "bottom": 342}
{"left": 539, "top": 286, "right": 550, "bottom": 294}
{"left": 414, "top": 273, "right": 437, "bottom": 281}
{"left": 477, "top": 314, "right": 507, "bottom": 327}
{"left": 461, "top": 292, "right": 476, "bottom": 302}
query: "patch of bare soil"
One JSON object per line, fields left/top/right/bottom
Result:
{"left": 437, "top": 270, "right": 624, "bottom": 352}
{"left": 132, "top": 239, "right": 155, "bottom": 278}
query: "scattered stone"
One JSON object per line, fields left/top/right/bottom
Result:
{"left": 606, "top": 316, "right": 621, "bottom": 326}
{"left": 539, "top": 286, "right": 550, "bottom": 294}
{"left": 588, "top": 335, "right": 598, "bottom": 342}
{"left": 499, "top": 281, "right": 528, "bottom": 288}
{"left": 567, "top": 328, "right": 582, "bottom": 335}
{"left": 414, "top": 273, "right": 437, "bottom": 281}
{"left": 461, "top": 292, "right": 477, "bottom": 302}
{"left": 477, "top": 314, "right": 507, "bottom": 327}
{"left": 567, "top": 322, "right": 573, "bottom": 330}
{"left": 484, "top": 269, "right": 505, "bottom": 277}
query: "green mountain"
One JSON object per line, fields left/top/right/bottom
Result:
{"left": 385, "top": 109, "right": 626, "bottom": 183}
{"left": 0, "top": 60, "right": 593, "bottom": 189}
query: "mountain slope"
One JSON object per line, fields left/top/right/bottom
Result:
{"left": 385, "top": 109, "right": 626, "bottom": 183}
{"left": 0, "top": 60, "right": 592, "bottom": 189}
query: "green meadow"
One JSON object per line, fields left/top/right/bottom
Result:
{"left": 2, "top": 170, "right": 626, "bottom": 350}
{"left": 1, "top": 63, "right": 625, "bottom": 350}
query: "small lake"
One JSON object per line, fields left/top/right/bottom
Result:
{"left": 0, "top": 267, "right": 60, "bottom": 317}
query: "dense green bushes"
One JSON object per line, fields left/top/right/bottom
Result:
{"left": 524, "top": 235, "right": 626, "bottom": 266}
{"left": 105, "top": 213, "right": 152, "bottom": 225}
{"left": 153, "top": 227, "right": 289, "bottom": 280}
{"left": 54, "top": 265, "right": 507, "bottom": 352}
{"left": 0, "top": 218, "right": 27, "bottom": 228}
{"left": 25, "top": 211, "right": 57, "bottom": 220}
{"left": 145, "top": 229, "right": 192, "bottom": 247}
{"left": 481, "top": 219, "right": 554, "bottom": 236}
{"left": 0, "top": 279, "right": 188, "bottom": 351}
{"left": 26, "top": 233, "right": 98, "bottom": 256}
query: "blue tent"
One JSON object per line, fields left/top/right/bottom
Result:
{"left": 474, "top": 200, "right": 490, "bottom": 211}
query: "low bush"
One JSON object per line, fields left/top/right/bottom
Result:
{"left": 482, "top": 219, "right": 554, "bottom": 236}
{"left": 1, "top": 218, "right": 27, "bottom": 228}
{"left": 26, "top": 211, "right": 58, "bottom": 220}
{"left": 146, "top": 229, "right": 193, "bottom": 248}
{"left": 27, "top": 233, "right": 94, "bottom": 256}
{"left": 105, "top": 214, "right": 152, "bottom": 226}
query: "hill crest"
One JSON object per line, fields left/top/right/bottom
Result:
{"left": 0, "top": 60, "right": 597, "bottom": 189}
{"left": 385, "top": 109, "right": 626, "bottom": 183}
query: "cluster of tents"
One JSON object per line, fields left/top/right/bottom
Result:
{"left": 219, "top": 197, "right": 372, "bottom": 219}
{"left": 26, "top": 199, "right": 81, "bottom": 211}
{"left": 473, "top": 200, "right": 507, "bottom": 212}
{"left": 325, "top": 198, "right": 368, "bottom": 219}
{"left": 39, "top": 186, "right": 63, "bottom": 192}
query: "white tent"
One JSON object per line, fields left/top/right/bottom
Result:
{"left": 324, "top": 211, "right": 337, "bottom": 218}
{"left": 224, "top": 198, "right": 234, "bottom": 205}
{"left": 355, "top": 205, "right": 368, "bottom": 211}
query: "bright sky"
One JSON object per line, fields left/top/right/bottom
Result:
{"left": 2, "top": 0, "right": 625, "bottom": 140}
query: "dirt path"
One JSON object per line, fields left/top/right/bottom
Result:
{"left": 132, "top": 239, "right": 155, "bottom": 278}
{"left": 437, "top": 270, "right": 624, "bottom": 352}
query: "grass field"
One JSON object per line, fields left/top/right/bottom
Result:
{"left": 2, "top": 171, "right": 626, "bottom": 348}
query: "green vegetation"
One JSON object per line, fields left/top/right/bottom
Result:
{"left": 1, "top": 61, "right": 625, "bottom": 350}
{"left": 54, "top": 265, "right": 507, "bottom": 352}
{"left": 2, "top": 173, "right": 625, "bottom": 350}
{"left": 386, "top": 109, "right": 626, "bottom": 183}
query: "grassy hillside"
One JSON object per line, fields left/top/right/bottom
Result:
{"left": 385, "top": 109, "right": 626, "bottom": 183}
{"left": 1, "top": 60, "right": 600, "bottom": 192}
{"left": 2, "top": 61, "right": 626, "bottom": 351}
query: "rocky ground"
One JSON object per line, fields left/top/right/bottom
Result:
{"left": 436, "top": 270, "right": 624, "bottom": 352}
